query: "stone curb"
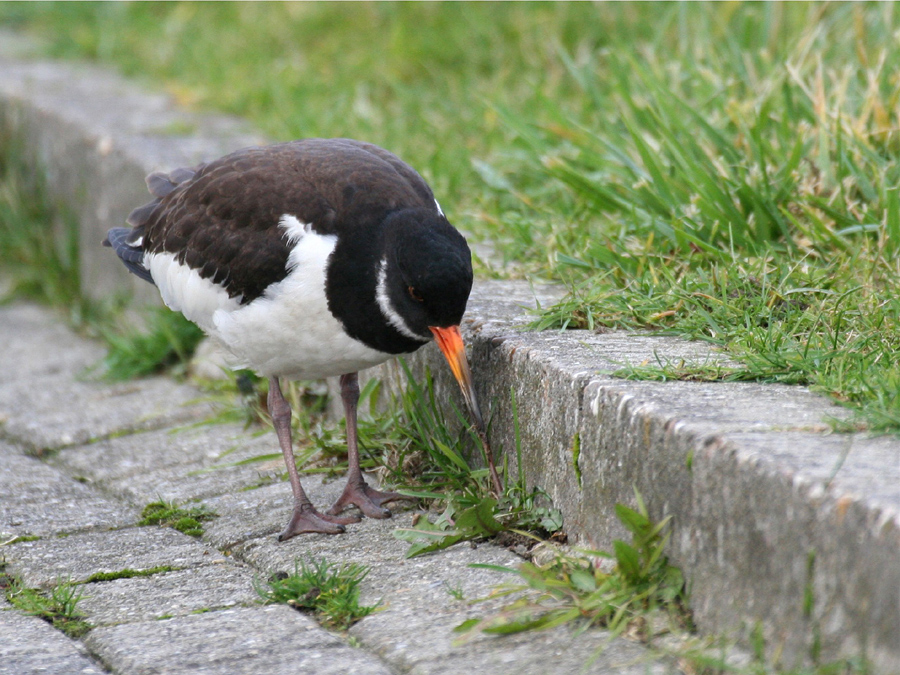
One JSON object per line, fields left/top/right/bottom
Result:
{"left": 0, "top": 46, "right": 897, "bottom": 672}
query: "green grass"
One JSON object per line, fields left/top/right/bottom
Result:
{"left": 256, "top": 558, "right": 378, "bottom": 631}
{"left": 138, "top": 500, "right": 217, "bottom": 538}
{"left": 0, "top": 131, "right": 91, "bottom": 322}
{"left": 2, "top": 3, "right": 898, "bottom": 428}
{"left": 84, "top": 566, "right": 174, "bottom": 583}
{"left": 459, "top": 492, "right": 871, "bottom": 674}
{"left": 99, "top": 306, "right": 205, "bottom": 380}
{"left": 391, "top": 368, "right": 563, "bottom": 557}
{"left": 5, "top": 577, "right": 92, "bottom": 638}
{"left": 456, "top": 490, "right": 688, "bottom": 640}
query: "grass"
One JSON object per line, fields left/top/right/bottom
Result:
{"left": 351, "top": 363, "right": 563, "bottom": 558}
{"left": 256, "top": 558, "right": 378, "bottom": 631}
{"left": 138, "top": 500, "right": 217, "bottom": 538}
{"left": 98, "top": 306, "right": 205, "bottom": 381}
{"left": 0, "top": 130, "right": 92, "bottom": 322}
{"left": 84, "top": 566, "right": 174, "bottom": 583}
{"left": 0, "top": 5, "right": 890, "bottom": 665}
{"left": 2, "top": 3, "right": 898, "bottom": 428}
{"left": 5, "top": 576, "right": 92, "bottom": 638}
{"left": 456, "top": 490, "right": 688, "bottom": 641}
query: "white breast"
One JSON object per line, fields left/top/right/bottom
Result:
{"left": 146, "top": 214, "right": 392, "bottom": 380}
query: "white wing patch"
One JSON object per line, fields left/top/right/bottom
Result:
{"left": 434, "top": 199, "right": 445, "bottom": 217}
{"left": 211, "top": 215, "right": 393, "bottom": 379}
{"left": 375, "top": 258, "right": 429, "bottom": 343}
{"left": 279, "top": 213, "right": 311, "bottom": 246}
{"left": 144, "top": 251, "right": 241, "bottom": 334}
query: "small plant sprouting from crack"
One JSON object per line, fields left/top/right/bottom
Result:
{"left": 84, "top": 566, "right": 175, "bottom": 583}
{"left": 392, "top": 379, "right": 564, "bottom": 558}
{"left": 5, "top": 577, "right": 92, "bottom": 638}
{"left": 256, "top": 558, "right": 379, "bottom": 631}
{"left": 139, "top": 500, "right": 217, "bottom": 537}
{"left": 455, "top": 488, "right": 688, "bottom": 641}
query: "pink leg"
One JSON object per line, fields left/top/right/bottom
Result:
{"left": 268, "top": 377, "right": 359, "bottom": 541}
{"left": 327, "top": 373, "right": 406, "bottom": 519}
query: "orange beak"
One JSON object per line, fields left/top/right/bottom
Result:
{"left": 429, "top": 325, "right": 484, "bottom": 431}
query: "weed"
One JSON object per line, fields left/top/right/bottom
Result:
{"left": 0, "top": 133, "right": 208, "bottom": 381}
{"left": 391, "top": 374, "right": 562, "bottom": 557}
{"left": 0, "top": 132, "right": 86, "bottom": 319}
{"left": 99, "top": 306, "right": 205, "bottom": 381}
{"left": 6, "top": 577, "right": 92, "bottom": 638}
{"left": 256, "top": 558, "right": 378, "bottom": 631}
{"left": 139, "top": 500, "right": 217, "bottom": 537}
{"left": 0, "top": 535, "right": 40, "bottom": 546}
{"left": 444, "top": 582, "right": 465, "bottom": 601}
{"left": 455, "top": 489, "right": 686, "bottom": 641}
{"left": 84, "top": 566, "right": 174, "bottom": 583}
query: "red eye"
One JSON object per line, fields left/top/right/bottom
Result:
{"left": 408, "top": 286, "right": 423, "bottom": 302}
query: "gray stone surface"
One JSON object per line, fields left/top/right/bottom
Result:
{"left": 0, "top": 446, "right": 138, "bottom": 538}
{"left": 84, "top": 605, "right": 393, "bottom": 675}
{"left": 0, "top": 306, "right": 215, "bottom": 453}
{"left": 51, "top": 423, "right": 284, "bottom": 504}
{"left": 356, "top": 619, "right": 672, "bottom": 675}
{"left": 0, "top": 303, "right": 106, "bottom": 380}
{"left": 0, "top": 608, "right": 103, "bottom": 674}
{"left": 4, "top": 526, "right": 226, "bottom": 588}
{"left": 78, "top": 563, "right": 260, "bottom": 626}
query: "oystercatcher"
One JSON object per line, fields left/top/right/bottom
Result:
{"left": 104, "top": 138, "right": 500, "bottom": 540}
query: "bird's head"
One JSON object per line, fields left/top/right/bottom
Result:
{"left": 381, "top": 208, "right": 483, "bottom": 428}
{"left": 382, "top": 208, "right": 473, "bottom": 336}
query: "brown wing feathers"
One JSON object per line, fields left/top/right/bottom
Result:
{"left": 112, "top": 139, "right": 438, "bottom": 303}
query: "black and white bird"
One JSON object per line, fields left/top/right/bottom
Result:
{"left": 104, "top": 138, "right": 498, "bottom": 541}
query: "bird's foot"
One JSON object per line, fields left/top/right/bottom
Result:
{"left": 327, "top": 480, "right": 406, "bottom": 519}
{"left": 277, "top": 504, "right": 360, "bottom": 541}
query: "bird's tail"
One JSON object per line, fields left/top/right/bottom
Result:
{"left": 102, "top": 227, "right": 154, "bottom": 284}
{"left": 102, "top": 166, "right": 198, "bottom": 286}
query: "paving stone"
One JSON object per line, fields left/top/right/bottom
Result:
{"left": 377, "top": 280, "right": 899, "bottom": 672}
{"left": 236, "top": 509, "right": 421, "bottom": 571}
{"left": 0, "top": 304, "right": 105, "bottom": 381}
{"left": 357, "top": 617, "right": 672, "bottom": 675}
{"left": 51, "top": 423, "right": 284, "bottom": 504}
{"left": 4, "top": 526, "right": 226, "bottom": 588}
{"left": 0, "top": 445, "right": 137, "bottom": 538}
{"left": 79, "top": 563, "right": 260, "bottom": 626}
{"left": 366, "top": 557, "right": 670, "bottom": 675}
{"left": 0, "top": 52, "right": 266, "bottom": 306}
{"left": 0, "top": 369, "right": 214, "bottom": 454}
{"left": 199, "top": 481, "right": 305, "bottom": 549}
{"left": 51, "top": 423, "right": 270, "bottom": 485}
{"left": 84, "top": 605, "right": 394, "bottom": 675}
{"left": 0, "top": 607, "right": 103, "bottom": 674}
{"left": 238, "top": 513, "right": 679, "bottom": 675}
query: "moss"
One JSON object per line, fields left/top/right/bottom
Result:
{"left": 84, "top": 566, "right": 174, "bottom": 583}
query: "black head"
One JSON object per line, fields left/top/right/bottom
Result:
{"left": 381, "top": 208, "right": 473, "bottom": 338}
